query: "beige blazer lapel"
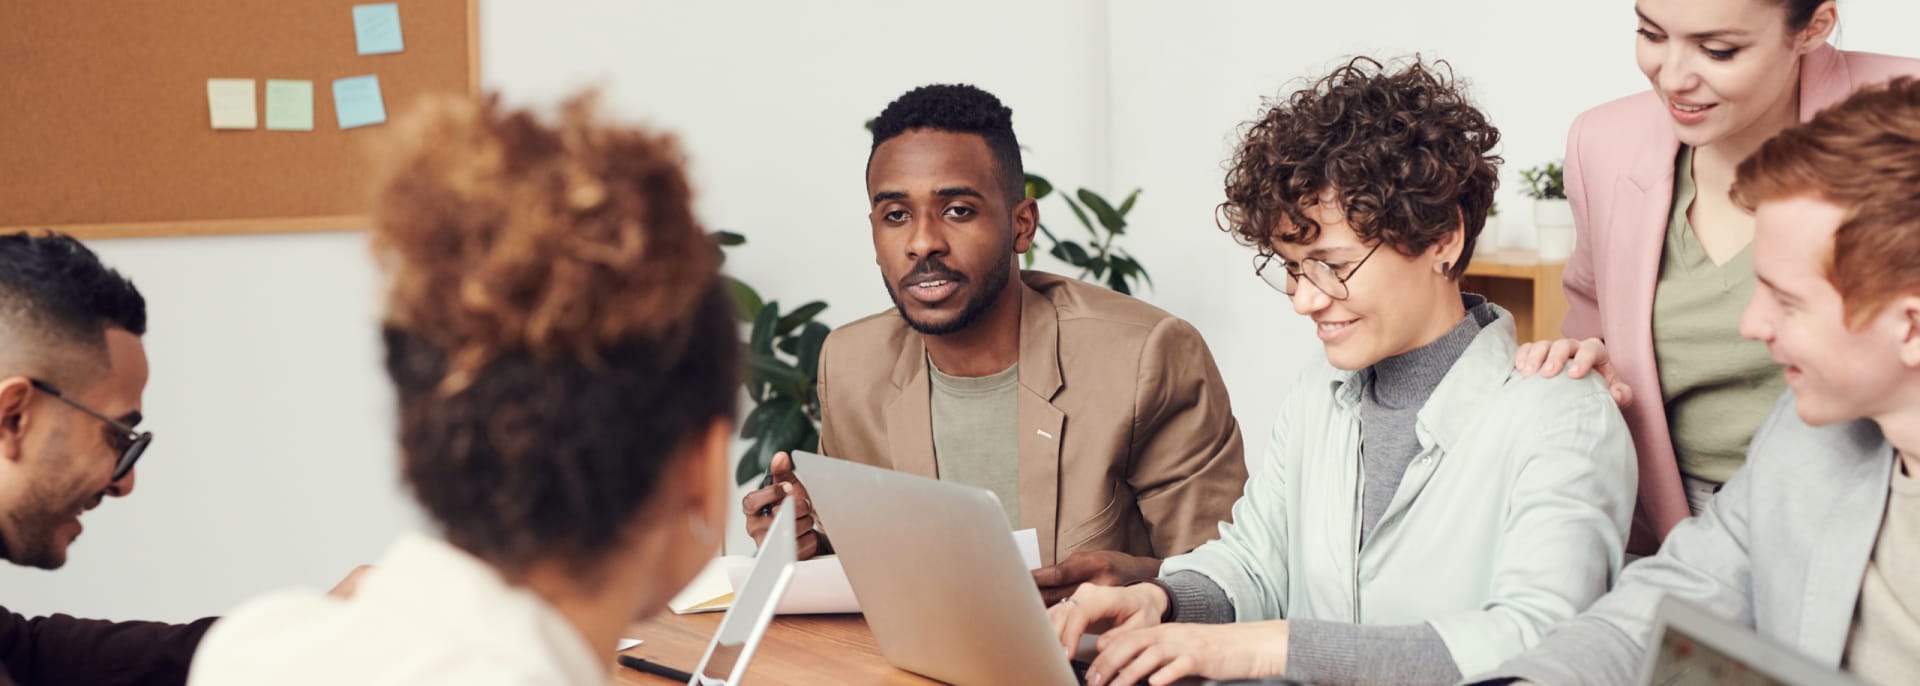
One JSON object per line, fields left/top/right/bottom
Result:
{"left": 1015, "top": 284, "right": 1065, "bottom": 564}
{"left": 882, "top": 331, "right": 938, "bottom": 479}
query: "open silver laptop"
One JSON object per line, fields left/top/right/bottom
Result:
{"left": 1639, "top": 596, "right": 1867, "bottom": 686}
{"left": 689, "top": 501, "right": 799, "bottom": 685}
{"left": 792, "top": 451, "right": 1082, "bottom": 685}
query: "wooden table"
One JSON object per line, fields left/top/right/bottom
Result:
{"left": 1464, "top": 248, "right": 1569, "bottom": 344}
{"left": 610, "top": 612, "right": 939, "bottom": 684}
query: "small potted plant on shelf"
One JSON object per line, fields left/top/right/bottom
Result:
{"left": 1521, "top": 160, "right": 1574, "bottom": 260}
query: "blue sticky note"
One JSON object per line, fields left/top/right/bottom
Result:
{"left": 353, "top": 3, "right": 404, "bottom": 55}
{"left": 332, "top": 75, "right": 387, "bottom": 129}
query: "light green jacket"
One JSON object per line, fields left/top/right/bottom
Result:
{"left": 1161, "top": 305, "right": 1637, "bottom": 676}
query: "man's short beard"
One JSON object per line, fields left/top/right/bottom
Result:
{"left": 887, "top": 237, "right": 1016, "bottom": 336}
{"left": 6, "top": 429, "right": 90, "bottom": 570}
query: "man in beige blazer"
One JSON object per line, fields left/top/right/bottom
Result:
{"left": 744, "top": 84, "right": 1246, "bottom": 602}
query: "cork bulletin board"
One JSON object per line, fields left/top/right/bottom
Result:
{"left": 0, "top": 0, "right": 478, "bottom": 239}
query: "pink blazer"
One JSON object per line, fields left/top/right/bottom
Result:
{"left": 1561, "top": 44, "right": 1920, "bottom": 554}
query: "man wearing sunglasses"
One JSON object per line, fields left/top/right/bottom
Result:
{"left": 0, "top": 231, "right": 202, "bottom": 685}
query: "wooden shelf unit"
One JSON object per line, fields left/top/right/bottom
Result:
{"left": 1463, "top": 248, "right": 1568, "bottom": 344}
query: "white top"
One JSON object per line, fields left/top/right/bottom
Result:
{"left": 188, "top": 533, "right": 605, "bottom": 686}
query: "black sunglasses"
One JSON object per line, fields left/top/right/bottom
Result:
{"left": 28, "top": 379, "right": 150, "bottom": 482}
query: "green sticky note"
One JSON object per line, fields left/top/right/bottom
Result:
{"left": 265, "top": 80, "right": 314, "bottom": 131}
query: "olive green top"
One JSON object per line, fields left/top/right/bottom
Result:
{"left": 1652, "top": 146, "right": 1788, "bottom": 484}
{"left": 928, "top": 357, "right": 1021, "bottom": 526}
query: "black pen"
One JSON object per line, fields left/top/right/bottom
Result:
{"left": 618, "top": 654, "right": 695, "bottom": 683}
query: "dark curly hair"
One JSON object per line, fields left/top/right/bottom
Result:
{"left": 868, "top": 84, "right": 1025, "bottom": 204}
{"left": 0, "top": 231, "right": 146, "bottom": 386}
{"left": 1218, "top": 56, "right": 1502, "bottom": 279}
{"left": 371, "top": 92, "right": 739, "bottom": 583}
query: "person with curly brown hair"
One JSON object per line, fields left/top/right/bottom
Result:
{"left": 184, "top": 92, "right": 740, "bottom": 685}
{"left": 1046, "top": 57, "right": 1638, "bottom": 685}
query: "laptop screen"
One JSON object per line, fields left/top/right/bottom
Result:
{"left": 693, "top": 501, "right": 798, "bottom": 685}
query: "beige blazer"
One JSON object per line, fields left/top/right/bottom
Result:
{"left": 816, "top": 271, "right": 1247, "bottom": 565}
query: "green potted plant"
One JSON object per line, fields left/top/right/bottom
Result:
{"left": 1520, "top": 160, "right": 1574, "bottom": 260}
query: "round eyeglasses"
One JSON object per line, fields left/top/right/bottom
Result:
{"left": 1254, "top": 243, "right": 1383, "bottom": 301}
{"left": 28, "top": 379, "right": 150, "bottom": 482}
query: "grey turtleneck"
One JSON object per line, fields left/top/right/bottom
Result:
{"left": 1158, "top": 297, "right": 1490, "bottom": 685}
{"left": 1359, "top": 304, "right": 1483, "bottom": 544}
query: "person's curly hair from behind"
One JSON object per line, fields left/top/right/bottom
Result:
{"left": 369, "top": 92, "right": 739, "bottom": 584}
{"left": 1219, "top": 56, "right": 1502, "bottom": 279}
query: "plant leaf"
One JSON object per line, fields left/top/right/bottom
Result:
{"left": 748, "top": 301, "right": 780, "bottom": 355}
{"left": 749, "top": 352, "right": 809, "bottom": 399}
{"left": 1061, "top": 195, "right": 1099, "bottom": 239}
{"left": 1050, "top": 241, "right": 1090, "bottom": 266}
{"left": 776, "top": 301, "right": 828, "bottom": 338}
{"left": 1078, "top": 189, "right": 1126, "bottom": 234}
{"left": 737, "top": 436, "right": 766, "bottom": 485}
{"left": 1117, "top": 188, "right": 1142, "bottom": 216}
{"left": 711, "top": 230, "right": 747, "bottom": 247}
{"left": 1025, "top": 173, "right": 1053, "bottom": 200}
{"left": 1108, "top": 266, "right": 1132, "bottom": 294}
{"left": 1116, "top": 253, "right": 1154, "bottom": 288}
{"left": 1087, "top": 255, "right": 1109, "bottom": 279}
{"left": 726, "top": 276, "right": 763, "bottom": 323}
{"left": 796, "top": 425, "right": 820, "bottom": 454}
{"left": 1023, "top": 245, "right": 1036, "bottom": 268}
{"left": 795, "top": 322, "right": 830, "bottom": 379}
{"left": 740, "top": 396, "right": 797, "bottom": 439}
{"left": 762, "top": 407, "right": 809, "bottom": 457}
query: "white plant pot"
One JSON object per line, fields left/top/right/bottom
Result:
{"left": 1476, "top": 214, "right": 1502, "bottom": 254}
{"left": 1533, "top": 199, "right": 1576, "bottom": 260}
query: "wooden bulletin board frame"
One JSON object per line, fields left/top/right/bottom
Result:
{"left": 0, "top": 0, "right": 479, "bottom": 240}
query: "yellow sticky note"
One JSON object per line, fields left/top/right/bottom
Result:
{"left": 265, "top": 80, "right": 314, "bottom": 131}
{"left": 206, "top": 79, "right": 257, "bottom": 130}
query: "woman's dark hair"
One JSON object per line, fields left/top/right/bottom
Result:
{"left": 1217, "top": 56, "right": 1502, "bottom": 279}
{"left": 371, "top": 92, "right": 739, "bottom": 583}
{"left": 1775, "top": 0, "right": 1829, "bottom": 33}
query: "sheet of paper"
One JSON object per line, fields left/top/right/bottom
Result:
{"left": 206, "top": 79, "right": 256, "bottom": 130}
{"left": 722, "top": 529, "right": 1045, "bottom": 615}
{"left": 352, "top": 3, "right": 404, "bottom": 55}
{"left": 332, "top": 75, "right": 387, "bottom": 129}
{"left": 615, "top": 638, "right": 643, "bottom": 652}
{"left": 668, "top": 556, "right": 735, "bottom": 614}
{"left": 728, "top": 554, "right": 859, "bottom": 615}
{"left": 264, "top": 80, "right": 313, "bottom": 131}
{"left": 1012, "top": 528, "right": 1042, "bottom": 570}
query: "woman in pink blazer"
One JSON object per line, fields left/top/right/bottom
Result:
{"left": 1519, "top": 0, "right": 1920, "bottom": 554}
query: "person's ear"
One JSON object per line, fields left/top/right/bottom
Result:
{"left": 0, "top": 377, "right": 34, "bottom": 466}
{"left": 1431, "top": 216, "right": 1467, "bottom": 278}
{"left": 1011, "top": 196, "right": 1039, "bottom": 257}
{"left": 1798, "top": 1, "right": 1838, "bottom": 53}
{"left": 1892, "top": 295, "right": 1920, "bottom": 369}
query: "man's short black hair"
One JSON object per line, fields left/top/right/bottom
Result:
{"left": 0, "top": 231, "right": 146, "bottom": 349}
{"left": 868, "top": 84, "right": 1026, "bottom": 204}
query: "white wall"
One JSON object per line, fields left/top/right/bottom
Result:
{"left": 5, "top": 0, "right": 1915, "bottom": 623}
